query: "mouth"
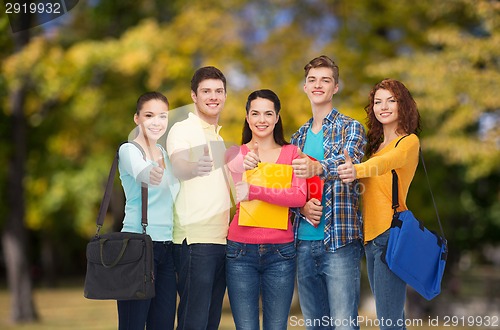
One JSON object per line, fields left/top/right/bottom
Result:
{"left": 207, "top": 103, "right": 219, "bottom": 108}
{"left": 378, "top": 111, "right": 393, "bottom": 118}
{"left": 255, "top": 125, "right": 269, "bottom": 130}
{"left": 312, "top": 90, "right": 324, "bottom": 95}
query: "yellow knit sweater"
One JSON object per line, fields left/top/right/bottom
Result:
{"left": 354, "top": 134, "right": 420, "bottom": 243}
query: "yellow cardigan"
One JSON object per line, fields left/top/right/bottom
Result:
{"left": 354, "top": 134, "right": 420, "bottom": 243}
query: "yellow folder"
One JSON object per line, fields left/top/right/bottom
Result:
{"left": 239, "top": 163, "right": 293, "bottom": 230}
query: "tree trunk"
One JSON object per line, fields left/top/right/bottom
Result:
{"left": 0, "top": 22, "right": 38, "bottom": 323}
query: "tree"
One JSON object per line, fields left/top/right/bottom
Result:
{"left": 1, "top": 13, "right": 38, "bottom": 322}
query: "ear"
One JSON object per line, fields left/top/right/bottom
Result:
{"left": 133, "top": 113, "right": 139, "bottom": 126}
{"left": 303, "top": 83, "right": 307, "bottom": 94}
{"left": 275, "top": 114, "right": 280, "bottom": 124}
{"left": 191, "top": 90, "right": 197, "bottom": 103}
{"left": 332, "top": 83, "right": 340, "bottom": 95}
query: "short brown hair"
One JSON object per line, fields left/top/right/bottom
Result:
{"left": 190, "top": 66, "right": 226, "bottom": 95}
{"left": 304, "top": 55, "right": 339, "bottom": 83}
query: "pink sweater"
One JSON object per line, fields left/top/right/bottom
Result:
{"left": 226, "top": 144, "right": 307, "bottom": 244}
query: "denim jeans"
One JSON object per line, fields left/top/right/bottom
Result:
{"left": 174, "top": 240, "right": 226, "bottom": 330}
{"left": 296, "top": 240, "right": 363, "bottom": 330}
{"left": 365, "top": 230, "right": 407, "bottom": 330}
{"left": 226, "top": 240, "right": 296, "bottom": 330}
{"left": 117, "top": 241, "right": 177, "bottom": 330}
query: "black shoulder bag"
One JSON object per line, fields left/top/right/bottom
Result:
{"left": 84, "top": 142, "right": 155, "bottom": 300}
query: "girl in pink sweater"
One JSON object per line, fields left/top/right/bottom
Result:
{"left": 225, "top": 89, "right": 306, "bottom": 330}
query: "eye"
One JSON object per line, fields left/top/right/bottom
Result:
{"left": 374, "top": 101, "right": 381, "bottom": 105}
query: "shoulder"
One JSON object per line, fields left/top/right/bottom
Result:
{"left": 168, "top": 118, "right": 191, "bottom": 135}
{"left": 396, "top": 134, "right": 420, "bottom": 148}
{"left": 283, "top": 144, "right": 300, "bottom": 159}
{"left": 119, "top": 142, "right": 145, "bottom": 163}
{"left": 329, "top": 110, "right": 364, "bottom": 130}
{"left": 292, "top": 119, "right": 312, "bottom": 137}
{"left": 119, "top": 142, "right": 143, "bottom": 155}
{"left": 225, "top": 144, "right": 245, "bottom": 159}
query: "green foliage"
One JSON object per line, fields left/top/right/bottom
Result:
{"left": 0, "top": 0, "right": 498, "bottom": 275}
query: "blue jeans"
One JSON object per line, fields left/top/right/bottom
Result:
{"left": 365, "top": 230, "right": 407, "bottom": 330}
{"left": 226, "top": 240, "right": 296, "bottom": 330}
{"left": 174, "top": 240, "right": 226, "bottom": 330}
{"left": 117, "top": 241, "right": 177, "bottom": 330}
{"left": 296, "top": 240, "right": 363, "bottom": 330}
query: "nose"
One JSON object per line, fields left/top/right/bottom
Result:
{"left": 150, "top": 115, "right": 161, "bottom": 125}
{"left": 208, "top": 91, "right": 218, "bottom": 100}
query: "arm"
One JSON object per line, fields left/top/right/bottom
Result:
{"left": 355, "top": 134, "right": 420, "bottom": 178}
{"left": 167, "top": 125, "right": 213, "bottom": 180}
{"left": 169, "top": 147, "right": 213, "bottom": 180}
{"left": 119, "top": 143, "right": 162, "bottom": 185}
{"left": 248, "top": 147, "right": 307, "bottom": 207}
{"left": 247, "top": 174, "right": 307, "bottom": 207}
{"left": 319, "top": 120, "right": 366, "bottom": 180}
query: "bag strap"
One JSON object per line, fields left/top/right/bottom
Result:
{"left": 95, "top": 142, "right": 148, "bottom": 237}
{"left": 391, "top": 135, "right": 445, "bottom": 238}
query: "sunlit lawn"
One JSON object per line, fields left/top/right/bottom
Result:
{"left": 0, "top": 283, "right": 491, "bottom": 329}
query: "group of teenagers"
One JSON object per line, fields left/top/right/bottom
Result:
{"left": 117, "top": 55, "right": 422, "bottom": 330}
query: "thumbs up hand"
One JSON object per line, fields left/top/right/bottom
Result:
{"left": 338, "top": 149, "right": 356, "bottom": 183}
{"left": 195, "top": 144, "right": 213, "bottom": 177}
{"left": 292, "top": 148, "right": 322, "bottom": 179}
{"left": 149, "top": 166, "right": 164, "bottom": 185}
{"left": 243, "top": 141, "right": 260, "bottom": 170}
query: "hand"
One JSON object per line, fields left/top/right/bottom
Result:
{"left": 235, "top": 181, "right": 250, "bottom": 203}
{"left": 338, "top": 150, "right": 356, "bottom": 183}
{"left": 243, "top": 142, "right": 260, "bottom": 170}
{"left": 292, "top": 148, "right": 322, "bottom": 179}
{"left": 195, "top": 145, "right": 213, "bottom": 177}
{"left": 149, "top": 166, "right": 164, "bottom": 185}
{"left": 300, "top": 198, "right": 323, "bottom": 227}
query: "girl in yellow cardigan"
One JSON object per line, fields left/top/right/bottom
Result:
{"left": 338, "top": 79, "right": 421, "bottom": 330}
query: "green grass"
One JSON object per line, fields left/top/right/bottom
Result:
{"left": 0, "top": 285, "right": 492, "bottom": 329}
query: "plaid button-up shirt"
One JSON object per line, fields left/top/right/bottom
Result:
{"left": 291, "top": 109, "right": 367, "bottom": 252}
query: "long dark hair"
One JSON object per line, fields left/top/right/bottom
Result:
{"left": 365, "top": 79, "right": 421, "bottom": 158}
{"left": 241, "top": 89, "right": 289, "bottom": 146}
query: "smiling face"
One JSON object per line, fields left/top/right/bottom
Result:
{"left": 191, "top": 78, "right": 226, "bottom": 125}
{"left": 134, "top": 99, "right": 169, "bottom": 142}
{"left": 246, "top": 97, "right": 279, "bottom": 140}
{"left": 303, "top": 67, "right": 339, "bottom": 106}
{"left": 373, "top": 88, "right": 399, "bottom": 128}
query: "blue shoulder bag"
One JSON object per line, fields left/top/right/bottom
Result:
{"left": 384, "top": 136, "right": 448, "bottom": 301}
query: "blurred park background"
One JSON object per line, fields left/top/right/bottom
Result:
{"left": 0, "top": 0, "right": 499, "bottom": 328}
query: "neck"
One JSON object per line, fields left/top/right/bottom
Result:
{"left": 195, "top": 109, "right": 219, "bottom": 127}
{"left": 382, "top": 123, "right": 404, "bottom": 144}
{"left": 311, "top": 102, "right": 332, "bottom": 130}
{"left": 249, "top": 136, "right": 278, "bottom": 150}
{"left": 134, "top": 132, "right": 157, "bottom": 148}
